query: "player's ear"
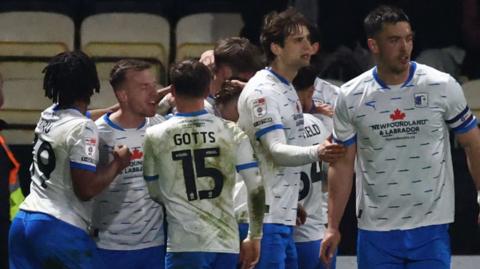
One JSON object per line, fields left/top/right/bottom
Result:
{"left": 367, "top": 38, "right": 379, "bottom": 54}
{"left": 270, "top": 42, "right": 282, "bottom": 57}
{"left": 311, "top": 42, "right": 320, "bottom": 55}
{"left": 202, "top": 85, "right": 210, "bottom": 99}
{"left": 170, "top": 85, "right": 177, "bottom": 98}
{"left": 114, "top": 88, "right": 128, "bottom": 103}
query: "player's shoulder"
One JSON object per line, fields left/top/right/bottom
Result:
{"left": 412, "top": 62, "right": 455, "bottom": 87}
{"left": 242, "top": 69, "right": 282, "bottom": 98}
{"left": 339, "top": 68, "right": 375, "bottom": 97}
{"left": 64, "top": 109, "right": 96, "bottom": 131}
{"left": 145, "top": 116, "right": 173, "bottom": 137}
{"left": 303, "top": 113, "right": 323, "bottom": 125}
{"left": 94, "top": 113, "right": 110, "bottom": 129}
{"left": 314, "top": 77, "right": 340, "bottom": 93}
{"left": 146, "top": 114, "right": 166, "bottom": 127}
{"left": 220, "top": 119, "right": 249, "bottom": 141}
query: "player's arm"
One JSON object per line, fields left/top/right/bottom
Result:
{"left": 259, "top": 130, "right": 345, "bottom": 166}
{"left": 87, "top": 85, "right": 171, "bottom": 120}
{"left": 72, "top": 145, "right": 130, "bottom": 201}
{"left": 445, "top": 76, "right": 480, "bottom": 189}
{"left": 143, "top": 131, "right": 162, "bottom": 203}
{"left": 87, "top": 104, "right": 120, "bottom": 121}
{"left": 456, "top": 126, "right": 480, "bottom": 189}
{"left": 235, "top": 131, "right": 265, "bottom": 269}
{"left": 68, "top": 121, "right": 130, "bottom": 201}
{"left": 320, "top": 143, "right": 356, "bottom": 265}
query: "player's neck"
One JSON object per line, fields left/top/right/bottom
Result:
{"left": 270, "top": 61, "right": 297, "bottom": 83}
{"left": 109, "top": 109, "right": 145, "bottom": 129}
{"left": 210, "top": 76, "right": 223, "bottom": 97}
{"left": 65, "top": 100, "right": 87, "bottom": 115}
{"left": 376, "top": 63, "right": 410, "bottom": 85}
{"left": 176, "top": 98, "right": 205, "bottom": 114}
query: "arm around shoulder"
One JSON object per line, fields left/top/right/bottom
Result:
{"left": 72, "top": 145, "right": 130, "bottom": 201}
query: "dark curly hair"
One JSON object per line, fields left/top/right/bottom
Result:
{"left": 42, "top": 50, "right": 100, "bottom": 106}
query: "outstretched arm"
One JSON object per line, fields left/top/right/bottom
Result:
{"left": 260, "top": 129, "right": 346, "bottom": 166}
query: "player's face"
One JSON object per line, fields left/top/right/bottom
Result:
{"left": 297, "top": 85, "right": 315, "bottom": 112}
{"left": 123, "top": 69, "right": 158, "bottom": 117}
{"left": 370, "top": 22, "right": 413, "bottom": 75}
{"left": 277, "top": 25, "right": 312, "bottom": 70}
{"left": 217, "top": 98, "right": 239, "bottom": 122}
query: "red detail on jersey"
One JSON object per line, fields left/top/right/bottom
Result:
{"left": 85, "top": 138, "right": 96, "bottom": 145}
{"left": 130, "top": 148, "right": 144, "bottom": 160}
{"left": 390, "top": 109, "right": 406, "bottom": 121}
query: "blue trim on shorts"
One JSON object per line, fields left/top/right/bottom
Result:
{"left": 166, "top": 252, "right": 238, "bottom": 269}
{"left": 256, "top": 223, "right": 298, "bottom": 269}
{"left": 98, "top": 246, "right": 166, "bottom": 269}
{"left": 357, "top": 224, "right": 451, "bottom": 269}
{"left": 296, "top": 240, "right": 336, "bottom": 269}
{"left": 9, "top": 210, "right": 104, "bottom": 269}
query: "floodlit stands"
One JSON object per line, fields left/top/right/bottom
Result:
{"left": 80, "top": 12, "right": 170, "bottom": 109}
{"left": 175, "top": 12, "right": 243, "bottom": 60}
{"left": 0, "top": 11, "right": 74, "bottom": 144}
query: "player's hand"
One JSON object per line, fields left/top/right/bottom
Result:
{"left": 320, "top": 227, "right": 341, "bottom": 266}
{"left": 160, "top": 92, "right": 176, "bottom": 107}
{"left": 156, "top": 85, "right": 172, "bottom": 103}
{"left": 314, "top": 103, "right": 334, "bottom": 117}
{"left": 317, "top": 140, "right": 346, "bottom": 163}
{"left": 228, "top": 79, "right": 247, "bottom": 89}
{"left": 296, "top": 203, "right": 307, "bottom": 226}
{"left": 113, "top": 145, "right": 131, "bottom": 172}
{"left": 239, "top": 237, "right": 261, "bottom": 269}
{"left": 200, "top": 49, "right": 215, "bottom": 70}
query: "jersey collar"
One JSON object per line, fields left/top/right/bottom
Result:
{"left": 52, "top": 104, "right": 83, "bottom": 115}
{"left": 266, "top": 67, "right": 290, "bottom": 86}
{"left": 372, "top": 61, "right": 417, "bottom": 90}
{"left": 175, "top": 109, "right": 208, "bottom": 117}
{"left": 103, "top": 113, "right": 146, "bottom": 131}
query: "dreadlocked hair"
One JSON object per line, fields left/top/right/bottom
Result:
{"left": 42, "top": 50, "right": 100, "bottom": 106}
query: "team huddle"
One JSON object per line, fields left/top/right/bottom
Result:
{"left": 8, "top": 5, "right": 480, "bottom": 269}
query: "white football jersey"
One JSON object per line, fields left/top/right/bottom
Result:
{"left": 312, "top": 77, "right": 340, "bottom": 131}
{"left": 143, "top": 110, "right": 259, "bottom": 253}
{"left": 333, "top": 62, "right": 477, "bottom": 231}
{"left": 237, "top": 68, "right": 305, "bottom": 226}
{"left": 21, "top": 104, "right": 99, "bottom": 231}
{"left": 294, "top": 114, "right": 330, "bottom": 242}
{"left": 92, "top": 114, "right": 165, "bottom": 250}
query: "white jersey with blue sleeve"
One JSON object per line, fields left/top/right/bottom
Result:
{"left": 92, "top": 114, "right": 165, "bottom": 250}
{"left": 143, "top": 110, "right": 260, "bottom": 253}
{"left": 20, "top": 105, "right": 99, "bottom": 231}
{"left": 333, "top": 62, "right": 477, "bottom": 231}
{"left": 294, "top": 114, "right": 330, "bottom": 242}
{"left": 237, "top": 69, "right": 307, "bottom": 226}
{"left": 312, "top": 78, "right": 340, "bottom": 131}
